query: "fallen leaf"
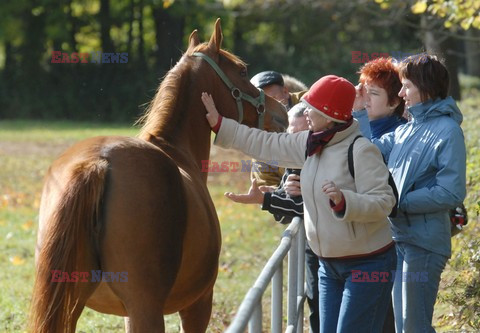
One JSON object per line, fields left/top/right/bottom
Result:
{"left": 22, "top": 220, "right": 34, "bottom": 231}
{"left": 10, "top": 255, "right": 25, "bottom": 266}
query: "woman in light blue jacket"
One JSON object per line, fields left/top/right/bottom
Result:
{"left": 373, "top": 54, "right": 466, "bottom": 333}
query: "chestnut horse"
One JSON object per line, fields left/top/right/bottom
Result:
{"left": 29, "top": 19, "right": 287, "bottom": 333}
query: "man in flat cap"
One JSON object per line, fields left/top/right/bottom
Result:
{"left": 251, "top": 71, "right": 292, "bottom": 108}
{"left": 249, "top": 71, "right": 307, "bottom": 186}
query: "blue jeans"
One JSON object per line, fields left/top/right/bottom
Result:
{"left": 318, "top": 245, "right": 396, "bottom": 333}
{"left": 392, "top": 242, "right": 448, "bottom": 333}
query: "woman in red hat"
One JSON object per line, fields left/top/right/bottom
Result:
{"left": 202, "top": 75, "right": 396, "bottom": 332}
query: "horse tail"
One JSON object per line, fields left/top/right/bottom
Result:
{"left": 29, "top": 158, "right": 109, "bottom": 333}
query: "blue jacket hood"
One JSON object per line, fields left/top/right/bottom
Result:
{"left": 409, "top": 96, "right": 463, "bottom": 125}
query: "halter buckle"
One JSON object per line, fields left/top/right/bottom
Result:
{"left": 231, "top": 88, "right": 242, "bottom": 100}
{"left": 193, "top": 51, "right": 265, "bottom": 129}
{"left": 256, "top": 104, "right": 265, "bottom": 114}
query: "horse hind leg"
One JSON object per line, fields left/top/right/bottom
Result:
{"left": 99, "top": 148, "right": 188, "bottom": 333}
{"left": 65, "top": 283, "right": 100, "bottom": 332}
{"left": 122, "top": 301, "right": 167, "bottom": 333}
{"left": 108, "top": 247, "right": 175, "bottom": 333}
{"left": 179, "top": 289, "right": 214, "bottom": 333}
{"left": 104, "top": 220, "right": 180, "bottom": 333}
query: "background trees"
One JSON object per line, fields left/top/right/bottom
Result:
{"left": 0, "top": 0, "right": 478, "bottom": 121}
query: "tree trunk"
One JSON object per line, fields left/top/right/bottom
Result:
{"left": 465, "top": 29, "right": 480, "bottom": 76}
{"left": 233, "top": 15, "right": 247, "bottom": 58}
{"left": 3, "top": 42, "right": 14, "bottom": 80}
{"left": 67, "top": 0, "right": 77, "bottom": 52}
{"left": 152, "top": 5, "right": 185, "bottom": 74}
{"left": 127, "top": 0, "right": 134, "bottom": 58}
{"left": 440, "top": 36, "right": 462, "bottom": 100}
{"left": 99, "top": 0, "right": 114, "bottom": 52}
{"left": 421, "top": 16, "right": 461, "bottom": 100}
{"left": 20, "top": 7, "right": 46, "bottom": 76}
{"left": 137, "top": 0, "right": 145, "bottom": 66}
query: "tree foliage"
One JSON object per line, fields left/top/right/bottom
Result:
{"left": 413, "top": 0, "right": 480, "bottom": 30}
{"left": 0, "top": 0, "right": 478, "bottom": 121}
{"left": 373, "top": 0, "right": 480, "bottom": 30}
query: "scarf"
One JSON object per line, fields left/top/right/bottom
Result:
{"left": 306, "top": 118, "right": 353, "bottom": 157}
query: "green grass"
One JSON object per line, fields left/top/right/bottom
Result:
{"left": 1, "top": 85, "right": 479, "bottom": 332}
{"left": 0, "top": 120, "right": 139, "bottom": 140}
{"left": 434, "top": 87, "right": 480, "bottom": 332}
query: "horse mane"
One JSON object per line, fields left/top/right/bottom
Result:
{"left": 137, "top": 43, "right": 246, "bottom": 142}
{"left": 136, "top": 58, "right": 190, "bottom": 141}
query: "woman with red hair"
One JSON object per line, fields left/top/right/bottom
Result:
{"left": 354, "top": 57, "right": 407, "bottom": 333}
{"left": 354, "top": 57, "right": 406, "bottom": 140}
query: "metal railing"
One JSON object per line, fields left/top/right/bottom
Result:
{"left": 225, "top": 217, "right": 307, "bottom": 333}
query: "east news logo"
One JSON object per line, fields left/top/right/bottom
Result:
{"left": 51, "top": 51, "right": 128, "bottom": 64}
{"left": 51, "top": 270, "right": 128, "bottom": 282}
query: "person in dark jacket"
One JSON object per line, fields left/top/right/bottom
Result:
{"left": 373, "top": 54, "right": 466, "bottom": 333}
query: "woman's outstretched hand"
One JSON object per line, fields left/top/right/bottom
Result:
{"left": 201, "top": 92, "right": 220, "bottom": 128}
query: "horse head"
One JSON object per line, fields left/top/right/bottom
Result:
{"left": 187, "top": 19, "right": 288, "bottom": 133}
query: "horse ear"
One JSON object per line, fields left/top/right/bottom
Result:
{"left": 208, "top": 18, "right": 223, "bottom": 53}
{"left": 188, "top": 30, "right": 200, "bottom": 50}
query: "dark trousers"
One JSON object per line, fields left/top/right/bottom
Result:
{"left": 305, "top": 245, "right": 320, "bottom": 333}
{"left": 383, "top": 299, "right": 395, "bottom": 333}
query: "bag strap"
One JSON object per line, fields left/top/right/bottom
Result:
{"left": 347, "top": 134, "right": 399, "bottom": 218}
{"left": 348, "top": 135, "right": 364, "bottom": 178}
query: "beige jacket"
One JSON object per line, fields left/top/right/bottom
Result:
{"left": 215, "top": 118, "right": 395, "bottom": 258}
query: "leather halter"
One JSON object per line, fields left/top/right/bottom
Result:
{"left": 193, "top": 52, "right": 266, "bottom": 129}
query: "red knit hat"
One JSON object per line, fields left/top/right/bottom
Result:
{"left": 301, "top": 75, "right": 355, "bottom": 123}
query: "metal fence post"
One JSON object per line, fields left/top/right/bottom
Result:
{"left": 296, "top": 224, "right": 306, "bottom": 333}
{"left": 287, "top": 228, "right": 298, "bottom": 330}
{"left": 271, "top": 263, "right": 283, "bottom": 333}
{"left": 249, "top": 303, "right": 262, "bottom": 332}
